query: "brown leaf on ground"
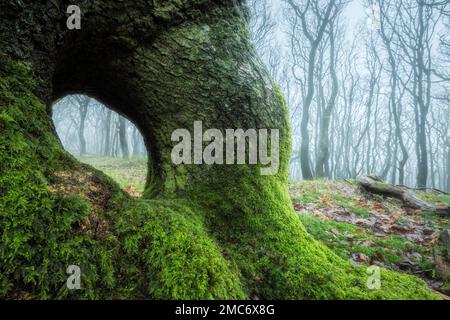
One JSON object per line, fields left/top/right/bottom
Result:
{"left": 48, "top": 169, "right": 114, "bottom": 240}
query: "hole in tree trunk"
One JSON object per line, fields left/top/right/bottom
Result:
{"left": 52, "top": 95, "right": 148, "bottom": 197}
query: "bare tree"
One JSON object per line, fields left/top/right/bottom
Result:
{"left": 285, "top": 0, "right": 342, "bottom": 179}
{"left": 68, "top": 95, "right": 91, "bottom": 156}
{"left": 387, "top": 0, "right": 445, "bottom": 187}
{"left": 315, "top": 12, "right": 345, "bottom": 178}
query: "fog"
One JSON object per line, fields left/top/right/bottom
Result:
{"left": 53, "top": 95, "right": 147, "bottom": 159}
{"left": 250, "top": 0, "right": 450, "bottom": 190}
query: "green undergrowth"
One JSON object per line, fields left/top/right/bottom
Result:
{"left": 298, "top": 214, "right": 433, "bottom": 272}
{"left": 422, "top": 211, "right": 450, "bottom": 230}
{"left": 290, "top": 180, "right": 371, "bottom": 218}
{"left": 419, "top": 192, "right": 450, "bottom": 207}
{"left": 0, "top": 59, "right": 440, "bottom": 300}
{"left": 77, "top": 155, "right": 148, "bottom": 195}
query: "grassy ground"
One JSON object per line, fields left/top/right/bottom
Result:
{"left": 290, "top": 180, "right": 450, "bottom": 295}
{"left": 77, "top": 155, "right": 147, "bottom": 197}
{"left": 77, "top": 156, "right": 450, "bottom": 296}
{"left": 418, "top": 192, "right": 450, "bottom": 207}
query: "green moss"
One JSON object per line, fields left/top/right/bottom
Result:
{"left": 418, "top": 192, "right": 450, "bottom": 207}
{"left": 422, "top": 211, "right": 450, "bottom": 230}
{"left": 112, "top": 199, "right": 246, "bottom": 299}
{"left": 0, "top": 50, "right": 440, "bottom": 300}
{"left": 0, "top": 59, "right": 119, "bottom": 299}
{"left": 0, "top": 59, "right": 245, "bottom": 300}
{"left": 188, "top": 164, "right": 438, "bottom": 299}
{"left": 292, "top": 191, "right": 323, "bottom": 204}
{"left": 347, "top": 206, "right": 370, "bottom": 218}
{"left": 436, "top": 195, "right": 450, "bottom": 206}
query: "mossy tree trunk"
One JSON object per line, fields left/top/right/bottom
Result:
{"left": 0, "top": 0, "right": 439, "bottom": 299}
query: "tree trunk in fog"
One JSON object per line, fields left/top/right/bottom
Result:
{"left": 390, "top": 133, "right": 398, "bottom": 184}
{"left": 299, "top": 49, "right": 316, "bottom": 180}
{"left": 400, "top": 2, "right": 432, "bottom": 188}
{"left": 356, "top": 39, "right": 380, "bottom": 178}
{"left": 78, "top": 113, "right": 87, "bottom": 156}
{"left": 118, "top": 117, "right": 129, "bottom": 159}
{"left": 75, "top": 96, "right": 91, "bottom": 156}
{"left": 393, "top": 84, "right": 407, "bottom": 185}
{"left": 287, "top": 0, "right": 337, "bottom": 180}
{"left": 132, "top": 127, "right": 140, "bottom": 157}
{"left": 396, "top": 103, "right": 409, "bottom": 186}
{"left": 112, "top": 121, "right": 119, "bottom": 158}
{"left": 447, "top": 142, "right": 450, "bottom": 192}
{"left": 103, "top": 109, "right": 112, "bottom": 156}
{"left": 380, "top": 15, "right": 409, "bottom": 185}
{"left": 415, "top": 84, "right": 430, "bottom": 188}
{"left": 316, "top": 26, "right": 338, "bottom": 179}
{"left": 427, "top": 123, "right": 436, "bottom": 188}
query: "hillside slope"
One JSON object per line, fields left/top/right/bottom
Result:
{"left": 82, "top": 156, "right": 450, "bottom": 297}
{"left": 290, "top": 180, "right": 450, "bottom": 297}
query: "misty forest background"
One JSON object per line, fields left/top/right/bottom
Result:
{"left": 53, "top": 0, "right": 450, "bottom": 192}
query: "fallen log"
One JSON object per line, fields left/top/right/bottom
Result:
{"left": 356, "top": 175, "right": 450, "bottom": 217}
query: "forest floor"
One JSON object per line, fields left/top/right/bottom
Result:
{"left": 79, "top": 155, "right": 450, "bottom": 297}
{"left": 77, "top": 155, "right": 147, "bottom": 197}
{"left": 290, "top": 180, "right": 450, "bottom": 297}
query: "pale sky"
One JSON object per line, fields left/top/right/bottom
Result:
{"left": 344, "top": 0, "right": 366, "bottom": 30}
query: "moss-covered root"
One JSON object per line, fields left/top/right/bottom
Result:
{"left": 0, "top": 60, "right": 244, "bottom": 299}
{"left": 113, "top": 200, "right": 246, "bottom": 299}
{"left": 190, "top": 167, "right": 438, "bottom": 300}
